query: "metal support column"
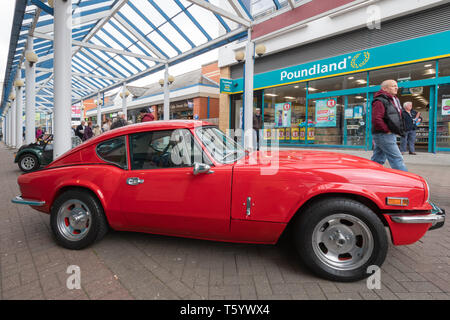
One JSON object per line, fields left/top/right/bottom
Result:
{"left": 243, "top": 29, "right": 255, "bottom": 151}
{"left": 53, "top": 0, "right": 73, "bottom": 159}
{"left": 122, "top": 84, "right": 128, "bottom": 119}
{"left": 25, "top": 36, "right": 36, "bottom": 145}
{"left": 6, "top": 109, "right": 11, "bottom": 146}
{"left": 15, "top": 77, "right": 24, "bottom": 149}
{"left": 163, "top": 64, "right": 170, "bottom": 121}
{"left": 97, "top": 92, "right": 102, "bottom": 127}
{"left": 11, "top": 97, "right": 17, "bottom": 148}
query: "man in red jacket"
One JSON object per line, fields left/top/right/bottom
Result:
{"left": 371, "top": 79, "right": 407, "bottom": 171}
{"left": 140, "top": 108, "right": 155, "bottom": 122}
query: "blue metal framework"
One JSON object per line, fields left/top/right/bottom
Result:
{"left": 1, "top": 0, "right": 295, "bottom": 116}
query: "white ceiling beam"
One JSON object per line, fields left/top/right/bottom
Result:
{"left": 287, "top": 0, "right": 296, "bottom": 9}
{"left": 72, "top": 72, "right": 122, "bottom": 82}
{"left": 79, "top": 0, "right": 129, "bottom": 45}
{"left": 113, "top": 15, "right": 166, "bottom": 60}
{"left": 33, "top": 31, "right": 163, "bottom": 63}
{"left": 227, "top": 0, "right": 249, "bottom": 19}
{"left": 185, "top": 0, "right": 251, "bottom": 27}
{"left": 79, "top": 48, "right": 124, "bottom": 79}
{"left": 33, "top": 10, "right": 112, "bottom": 34}
{"left": 73, "top": 75, "right": 102, "bottom": 91}
{"left": 168, "top": 26, "right": 247, "bottom": 64}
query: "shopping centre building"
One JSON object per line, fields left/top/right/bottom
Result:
{"left": 218, "top": 0, "right": 450, "bottom": 153}
{"left": 84, "top": 61, "right": 220, "bottom": 124}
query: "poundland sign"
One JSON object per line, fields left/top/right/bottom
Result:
{"left": 221, "top": 30, "right": 450, "bottom": 93}
{"left": 279, "top": 54, "right": 363, "bottom": 81}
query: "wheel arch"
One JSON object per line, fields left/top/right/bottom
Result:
{"left": 50, "top": 185, "right": 107, "bottom": 221}
{"left": 281, "top": 192, "right": 388, "bottom": 241}
{"left": 16, "top": 151, "right": 41, "bottom": 164}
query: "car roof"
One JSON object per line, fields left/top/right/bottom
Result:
{"left": 68, "top": 120, "right": 214, "bottom": 155}
{"left": 103, "top": 120, "right": 213, "bottom": 139}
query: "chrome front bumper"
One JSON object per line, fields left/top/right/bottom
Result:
{"left": 390, "top": 202, "right": 445, "bottom": 230}
{"left": 12, "top": 196, "right": 45, "bottom": 207}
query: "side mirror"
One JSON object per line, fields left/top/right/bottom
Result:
{"left": 193, "top": 162, "right": 213, "bottom": 175}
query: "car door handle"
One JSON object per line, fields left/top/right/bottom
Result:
{"left": 127, "top": 177, "right": 144, "bottom": 186}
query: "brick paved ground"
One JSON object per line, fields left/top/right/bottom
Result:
{"left": 1, "top": 142, "right": 449, "bottom": 300}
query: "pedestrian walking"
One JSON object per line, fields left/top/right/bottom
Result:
{"left": 110, "top": 112, "right": 127, "bottom": 130}
{"left": 139, "top": 108, "right": 155, "bottom": 122}
{"left": 370, "top": 79, "right": 407, "bottom": 171}
{"left": 82, "top": 121, "right": 94, "bottom": 141}
{"left": 36, "top": 126, "right": 43, "bottom": 141}
{"left": 93, "top": 124, "right": 102, "bottom": 137}
{"left": 102, "top": 120, "right": 110, "bottom": 132}
{"left": 253, "top": 108, "right": 262, "bottom": 150}
{"left": 75, "top": 120, "right": 85, "bottom": 140}
{"left": 400, "top": 101, "right": 422, "bottom": 155}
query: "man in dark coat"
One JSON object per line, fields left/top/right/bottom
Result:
{"left": 110, "top": 112, "right": 128, "bottom": 130}
{"left": 371, "top": 79, "right": 407, "bottom": 171}
{"left": 253, "top": 108, "right": 262, "bottom": 150}
{"left": 140, "top": 109, "right": 155, "bottom": 122}
{"left": 400, "top": 101, "right": 422, "bottom": 155}
{"left": 75, "top": 121, "right": 85, "bottom": 140}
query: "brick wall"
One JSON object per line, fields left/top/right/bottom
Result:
{"left": 252, "top": 0, "right": 356, "bottom": 39}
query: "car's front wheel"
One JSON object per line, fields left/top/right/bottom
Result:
{"left": 50, "top": 189, "right": 109, "bottom": 250}
{"left": 18, "top": 153, "right": 40, "bottom": 172}
{"left": 294, "top": 198, "right": 388, "bottom": 282}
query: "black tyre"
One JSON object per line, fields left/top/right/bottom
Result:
{"left": 50, "top": 189, "right": 109, "bottom": 250}
{"left": 293, "top": 198, "right": 388, "bottom": 282}
{"left": 18, "top": 153, "right": 40, "bottom": 172}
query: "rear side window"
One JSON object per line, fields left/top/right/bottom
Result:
{"left": 96, "top": 136, "right": 127, "bottom": 169}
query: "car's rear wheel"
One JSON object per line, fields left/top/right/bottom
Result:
{"left": 50, "top": 190, "right": 108, "bottom": 250}
{"left": 18, "top": 153, "right": 39, "bottom": 172}
{"left": 294, "top": 198, "right": 388, "bottom": 282}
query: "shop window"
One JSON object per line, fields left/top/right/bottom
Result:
{"left": 437, "top": 84, "right": 450, "bottom": 149}
{"left": 307, "top": 97, "right": 344, "bottom": 145}
{"left": 345, "top": 95, "right": 367, "bottom": 146}
{"left": 396, "top": 86, "right": 430, "bottom": 151}
{"left": 230, "top": 92, "right": 262, "bottom": 129}
{"left": 369, "top": 62, "right": 436, "bottom": 86}
{"left": 263, "top": 83, "right": 307, "bottom": 142}
{"left": 438, "top": 58, "right": 450, "bottom": 77}
{"left": 309, "top": 72, "right": 367, "bottom": 93}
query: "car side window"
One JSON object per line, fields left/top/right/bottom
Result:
{"left": 96, "top": 136, "right": 128, "bottom": 169}
{"left": 130, "top": 129, "right": 212, "bottom": 170}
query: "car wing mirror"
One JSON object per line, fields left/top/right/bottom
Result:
{"left": 193, "top": 162, "right": 214, "bottom": 175}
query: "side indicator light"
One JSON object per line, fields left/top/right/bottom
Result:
{"left": 386, "top": 197, "right": 409, "bottom": 207}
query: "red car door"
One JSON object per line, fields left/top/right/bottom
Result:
{"left": 120, "top": 129, "right": 233, "bottom": 238}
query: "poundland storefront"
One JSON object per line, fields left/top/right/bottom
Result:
{"left": 223, "top": 29, "right": 450, "bottom": 153}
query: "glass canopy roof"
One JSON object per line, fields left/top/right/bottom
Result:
{"left": 1, "top": 0, "right": 303, "bottom": 115}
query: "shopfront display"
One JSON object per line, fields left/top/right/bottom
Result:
{"left": 224, "top": 31, "right": 450, "bottom": 152}
{"left": 437, "top": 84, "right": 450, "bottom": 149}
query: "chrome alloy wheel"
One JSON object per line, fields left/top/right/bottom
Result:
{"left": 20, "top": 156, "right": 36, "bottom": 171}
{"left": 56, "top": 199, "right": 92, "bottom": 241}
{"left": 312, "top": 214, "right": 374, "bottom": 271}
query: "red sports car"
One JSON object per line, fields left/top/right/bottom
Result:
{"left": 12, "top": 121, "right": 445, "bottom": 282}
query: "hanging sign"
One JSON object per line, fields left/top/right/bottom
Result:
{"left": 442, "top": 97, "right": 450, "bottom": 116}
{"left": 315, "top": 98, "right": 337, "bottom": 127}
{"left": 274, "top": 102, "right": 292, "bottom": 127}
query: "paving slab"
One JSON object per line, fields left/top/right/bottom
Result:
{"left": 1, "top": 142, "right": 449, "bottom": 300}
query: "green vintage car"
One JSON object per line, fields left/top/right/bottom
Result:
{"left": 14, "top": 135, "right": 84, "bottom": 172}
{"left": 14, "top": 134, "right": 54, "bottom": 172}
